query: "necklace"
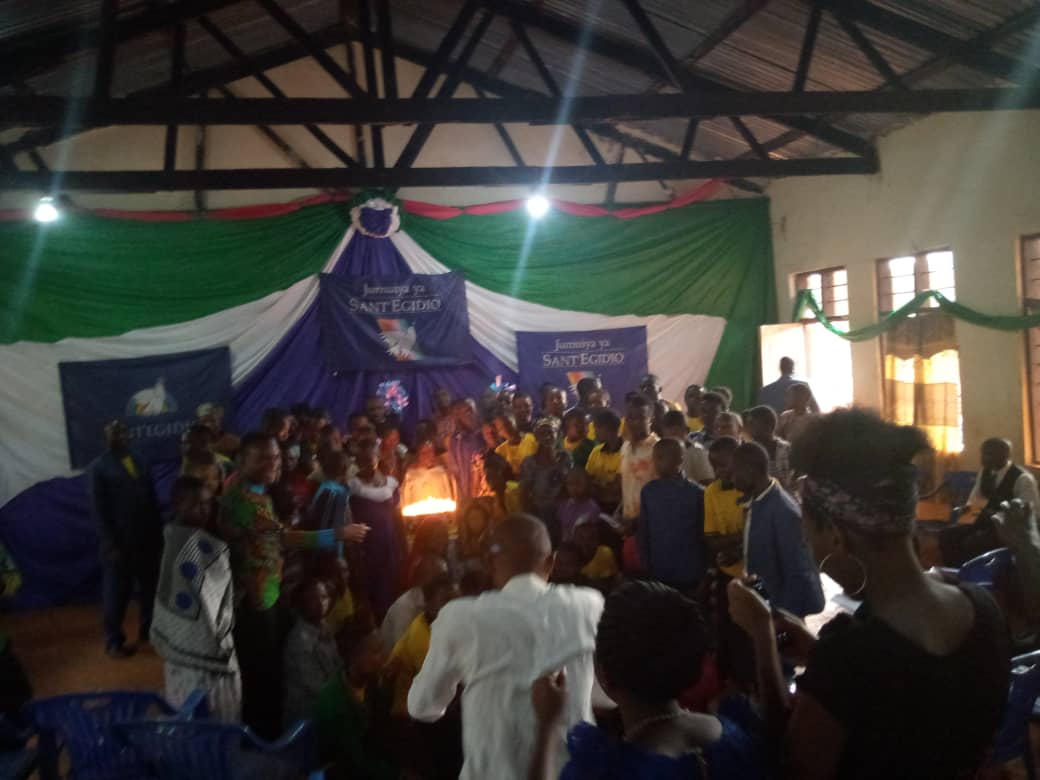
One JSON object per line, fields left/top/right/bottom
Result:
{"left": 624, "top": 709, "right": 688, "bottom": 741}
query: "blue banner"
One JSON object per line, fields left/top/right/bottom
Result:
{"left": 318, "top": 272, "right": 471, "bottom": 369}
{"left": 59, "top": 347, "right": 232, "bottom": 469}
{"left": 516, "top": 327, "right": 649, "bottom": 410}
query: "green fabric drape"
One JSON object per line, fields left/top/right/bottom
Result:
{"left": 0, "top": 204, "right": 350, "bottom": 344}
{"left": 403, "top": 198, "right": 776, "bottom": 407}
{"left": 0, "top": 197, "right": 776, "bottom": 407}
{"left": 793, "top": 289, "right": 1040, "bottom": 341}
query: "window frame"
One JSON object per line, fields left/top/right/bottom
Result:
{"left": 876, "top": 248, "right": 955, "bottom": 316}
{"left": 794, "top": 265, "right": 849, "bottom": 324}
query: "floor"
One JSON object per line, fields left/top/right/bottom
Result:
{"left": 5, "top": 602, "right": 162, "bottom": 699}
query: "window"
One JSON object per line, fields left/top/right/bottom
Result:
{"left": 1022, "top": 235, "right": 1040, "bottom": 462}
{"left": 877, "top": 250, "right": 962, "bottom": 456}
{"left": 795, "top": 266, "right": 849, "bottom": 330}
{"left": 877, "top": 250, "right": 955, "bottom": 314}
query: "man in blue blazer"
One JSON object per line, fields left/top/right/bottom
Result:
{"left": 732, "top": 441, "right": 824, "bottom": 618}
{"left": 87, "top": 421, "right": 163, "bottom": 658}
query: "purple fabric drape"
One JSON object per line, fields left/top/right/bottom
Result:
{"left": 0, "top": 230, "right": 516, "bottom": 610}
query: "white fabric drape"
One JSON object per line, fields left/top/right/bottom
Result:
{"left": 390, "top": 231, "right": 726, "bottom": 408}
{"left": 0, "top": 229, "right": 353, "bottom": 505}
{"left": 0, "top": 226, "right": 725, "bottom": 506}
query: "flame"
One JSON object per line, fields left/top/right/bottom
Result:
{"left": 402, "top": 497, "right": 457, "bottom": 517}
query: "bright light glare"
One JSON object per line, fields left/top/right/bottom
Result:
{"left": 525, "top": 194, "right": 550, "bottom": 219}
{"left": 33, "top": 197, "right": 60, "bottom": 224}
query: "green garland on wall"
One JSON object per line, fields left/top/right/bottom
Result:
{"left": 793, "top": 289, "right": 1040, "bottom": 341}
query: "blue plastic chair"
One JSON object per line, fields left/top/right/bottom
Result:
{"left": 113, "top": 719, "right": 320, "bottom": 780}
{"left": 0, "top": 714, "right": 36, "bottom": 780}
{"left": 987, "top": 650, "right": 1040, "bottom": 779}
{"left": 26, "top": 690, "right": 205, "bottom": 780}
{"left": 959, "top": 547, "right": 1013, "bottom": 589}
{"left": 918, "top": 470, "right": 978, "bottom": 530}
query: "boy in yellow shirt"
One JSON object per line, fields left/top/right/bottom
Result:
{"left": 494, "top": 413, "right": 537, "bottom": 477}
{"left": 684, "top": 384, "right": 704, "bottom": 433}
{"left": 585, "top": 409, "right": 623, "bottom": 512}
{"left": 385, "top": 573, "right": 458, "bottom": 716}
{"left": 703, "top": 436, "right": 745, "bottom": 578}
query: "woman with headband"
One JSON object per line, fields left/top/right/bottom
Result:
{"left": 729, "top": 408, "right": 1010, "bottom": 780}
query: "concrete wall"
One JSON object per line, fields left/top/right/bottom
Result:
{"left": 767, "top": 110, "right": 1040, "bottom": 466}
{"left": 0, "top": 48, "right": 740, "bottom": 211}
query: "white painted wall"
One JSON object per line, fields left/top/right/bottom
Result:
{"left": 0, "top": 49, "right": 739, "bottom": 211}
{"left": 767, "top": 109, "right": 1040, "bottom": 467}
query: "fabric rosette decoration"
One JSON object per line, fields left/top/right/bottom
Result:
{"left": 350, "top": 195, "right": 401, "bottom": 238}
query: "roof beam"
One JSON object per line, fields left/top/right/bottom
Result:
{"left": 0, "top": 157, "right": 877, "bottom": 193}
{"left": 0, "top": 0, "right": 245, "bottom": 89}
{"left": 5, "top": 88, "right": 1040, "bottom": 127}
{"left": 793, "top": 3, "right": 822, "bottom": 91}
{"left": 681, "top": 0, "right": 772, "bottom": 64}
{"left": 824, "top": 0, "right": 1040, "bottom": 85}
{"left": 831, "top": 9, "right": 907, "bottom": 89}
{"left": 490, "top": 0, "right": 874, "bottom": 158}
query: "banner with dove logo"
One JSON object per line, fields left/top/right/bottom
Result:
{"left": 318, "top": 272, "right": 471, "bottom": 370}
{"left": 516, "top": 327, "right": 649, "bottom": 410}
{"left": 58, "top": 347, "right": 232, "bottom": 469}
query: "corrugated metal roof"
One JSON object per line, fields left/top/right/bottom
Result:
{"left": 1, "top": 0, "right": 1037, "bottom": 171}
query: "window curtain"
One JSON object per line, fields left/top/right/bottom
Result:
{"left": 882, "top": 312, "right": 963, "bottom": 475}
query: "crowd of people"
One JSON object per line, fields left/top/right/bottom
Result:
{"left": 77, "top": 359, "right": 1024, "bottom": 779}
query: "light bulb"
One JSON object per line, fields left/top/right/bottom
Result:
{"left": 525, "top": 194, "right": 550, "bottom": 219}
{"left": 33, "top": 196, "right": 60, "bottom": 223}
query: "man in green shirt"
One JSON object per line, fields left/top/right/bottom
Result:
{"left": 219, "top": 432, "right": 366, "bottom": 739}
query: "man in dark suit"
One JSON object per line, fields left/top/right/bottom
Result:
{"left": 87, "top": 420, "right": 162, "bottom": 658}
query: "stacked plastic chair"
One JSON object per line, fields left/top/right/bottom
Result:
{"left": 113, "top": 719, "right": 320, "bottom": 780}
{"left": 26, "top": 690, "right": 206, "bottom": 780}
{"left": 987, "top": 650, "right": 1040, "bottom": 779}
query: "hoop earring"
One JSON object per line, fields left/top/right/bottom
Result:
{"left": 819, "top": 551, "right": 869, "bottom": 598}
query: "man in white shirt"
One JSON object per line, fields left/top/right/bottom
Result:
{"left": 408, "top": 514, "right": 604, "bottom": 780}
{"left": 379, "top": 555, "right": 448, "bottom": 651}
{"left": 941, "top": 437, "right": 1040, "bottom": 566}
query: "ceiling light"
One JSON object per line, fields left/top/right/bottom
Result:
{"left": 525, "top": 194, "right": 550, "bottom": 219}
{"left": 33, "top": 196, "right": 60, "bottom": 224}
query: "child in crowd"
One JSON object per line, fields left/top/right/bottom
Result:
{"left": 401, "top": 439, "right": 458, "bottom": 538}
{"left": 718, "top": 410, "right": 743, "bottom": 438}
{"left": 481, "top": 420, "right": 503, "bottom": 453}
{"left": 684, "top": 384, "right": 704, "bottom": 433}
{"left": 322, "top": 557, "right": 355, "bottom": 637}
{"left": 620, "top": 395, "right": 659, "bottom": 535}
{"left": 777, "top": 382, "right": 817, "bottom": 445}
{"left": 519, "top": 417, "right": 573, "bottom": 546}
{"left": 661, "top": 410, "right": 714, "bottom": 485}
{"left": 181, "top": 450, "right": 224, "bottom": 505}
{"left": 151, "top": 476, "right": 241, "bottom": 721}
{"left": 586, "top": 409, "right": 623, "bottom": 512}
{"left": 573, "top": 517, "right": 619, "bottom": 592}
{"left": 402, "top": 520, "right": 450, "bottom": 592}
{"left": 377, "top": 422, "right": 407, "bottom": 484}
{"left": 385, "top": 573, "right": 458, "bottom": 717}
{"left": 561, "top": 409, "right": 596, "bottom": 468}
{"left": 457, "top": 500, "right": 494, "bottom": 571}
{"left": 550, "top": 542, "right": 588, "bottom": 587}
{"left": 557, "top": 468, "right": 600, "bottom": 543}
{"left": 348, "top": 440, "right": 402, "bottom": 620}
{"left": 283, "top": 577, "right": 343, "bottom": 726}
{"left": 307, "top": 449, "right": 354, "bottom": 557}
{"left": 513, "top": 392, "right": 535, "bottom": 434}
{"left": 312, "top": 620, "right": 396, "bottom": 780}
{"left": 704, "top": 437, "right": 746, "bottom": 578}
{"left": 744, "top": 405, "right": 793, "bottom": 488}
{"left": 637, "top": 438, "right": 707, "bottom": 593}
{"left": 494, "top": 413, "right": 538, "bottom": 477}
{"left": 401, "top": 440, "right": 459, "bottom": 549}
{"left": 380, "top": 555, "right": 449, "bottom": 652}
